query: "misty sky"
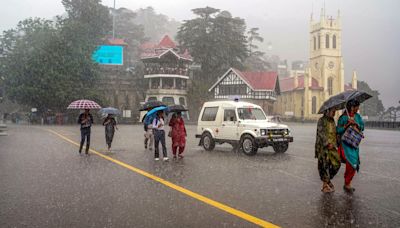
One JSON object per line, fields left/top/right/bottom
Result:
{"left": 1, "top": 0, "right": 399, "bottom": 108}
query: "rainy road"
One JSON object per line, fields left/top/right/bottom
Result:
{"left": 1, "top": 124, "right": 400, "bottom": 228}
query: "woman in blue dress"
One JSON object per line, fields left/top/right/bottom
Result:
{"left": 337, "top": 100, "right": 364, "bottom": 193}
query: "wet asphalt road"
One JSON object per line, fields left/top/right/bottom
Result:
{"left": 0, "top": 123, "right": 399, "bottom": 228}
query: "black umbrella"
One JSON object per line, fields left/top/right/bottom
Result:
{"left": 139, "top": 101, "right": 165, "bottom": 111}
{"left": 167, "top": 104, "right": 188, "bottom": 113}
{"left": 318, "top": 90, "right": 372, "bottom": 114}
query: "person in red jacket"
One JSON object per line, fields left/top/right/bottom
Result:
{"left": 169, "top": 112, "right": 187, "bottom": 159}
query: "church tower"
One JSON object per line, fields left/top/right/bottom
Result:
{"left": 309, "top": 9, "right": 344, "bottom": 102}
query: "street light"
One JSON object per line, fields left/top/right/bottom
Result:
{"left": 112, "top": 0, "right": 116, "bottom": 39}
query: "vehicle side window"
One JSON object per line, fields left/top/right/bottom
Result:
{"left": 223, "top": 109, "right": 237, "bottom": 121}
{"left": 201, "top": 107, "right": 219, "bottom": 121}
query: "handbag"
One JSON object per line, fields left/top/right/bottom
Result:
{"left": 342, "top": 125, "right": 363, "bottom": 148}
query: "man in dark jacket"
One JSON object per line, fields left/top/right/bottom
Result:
{"left": 78, "top": 109, "right": 93, "bottom": 155}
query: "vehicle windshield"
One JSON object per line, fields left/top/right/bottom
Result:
{"left": 237, "top": 108, "right": 266, "bottom": 120}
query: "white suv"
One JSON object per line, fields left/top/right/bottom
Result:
{"left": 196, "top": 100, "right": 293, "bottom": 155}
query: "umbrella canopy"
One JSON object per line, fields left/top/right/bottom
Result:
{"left": 98, "top": 107, "right": 120, "bottom": 115}
{"left": 318, "top": 90, "right": 372, "bottom": 114}
{"left": 139, "top": 101, "right": 165, "bottom": 111}
{"left": 167, "top": 104, "right": 188, "bottom": 113}
{"left": 67, "top": 99, "right": 101, "bottom": 110}
{"left": 146, "top": 106, "right": 168, "bottom": 117}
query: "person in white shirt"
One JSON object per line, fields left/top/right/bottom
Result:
{"left": 152, "top": 111, "right": 168, "bottom": 161}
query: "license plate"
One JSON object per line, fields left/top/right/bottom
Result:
{"left": 273, "top": 138, "right": 285, "bottom": 142}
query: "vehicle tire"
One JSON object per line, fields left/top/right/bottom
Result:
{"left": 202, "top": 132, "right": 215, "bottom": 151}
{"left": 240, "top": 135, "right": 258, "bottom": 156}
{"left": 273, "top": 142, "right": 289, "bottom": 153}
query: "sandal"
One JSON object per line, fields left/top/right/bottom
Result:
{"left": 328, "top": 181, "right": 335, "bottom": 191}
{"left": 321, "top": 183, "right": 333, "bottom": 193}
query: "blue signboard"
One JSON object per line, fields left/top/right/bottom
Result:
{"left": 92, "top": 45, "right": 123, "bottom": 65}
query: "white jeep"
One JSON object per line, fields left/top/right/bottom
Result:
{"left": 195, "top": 100, "right": 293, "bottom": 155}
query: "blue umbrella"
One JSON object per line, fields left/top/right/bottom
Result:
{"left": 98, "top": 107, "right": 121, "bottom": 115}
{"left": 146, "top": 106, "right": 168, "bottom": 117}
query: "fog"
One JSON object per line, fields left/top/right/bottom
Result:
{"left": 1, "top": 0, "right": 399, "bottom": 107}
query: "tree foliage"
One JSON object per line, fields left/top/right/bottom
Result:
{"left": 177, "top": 7, "right": 248, "bottom": 83}
{"left": 0, "top": 0, "right": 111, "bottom": 114}
{"left": 133, "top": 7, "right": 181, "bottom": 42}
{"left": 357, "top": 80, "right": 385, "bottom": 117}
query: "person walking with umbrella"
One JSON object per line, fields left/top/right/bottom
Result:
{"left": 169, "top": 112, "right": 187, "bottom": 159}
{"left": 152, "top": 110, "right": 168, "bottom": 161}
{"left": 78, "top": 109, "right": 93, "bottom": 155}
{"left": 315, "top": 107, "right": 341, "bottom": 193}
{"left": 103, "top": 114, "right": 118, "bottom": 152}
{"left": 68, "top": 99, "right": 101, "bottom": 155}
{"left": 337, "top": 99, "right": 364, "bottom": 193}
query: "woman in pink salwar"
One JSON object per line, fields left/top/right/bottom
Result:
{"left": 169, "top": 112, "right": 187, "bottom": 159}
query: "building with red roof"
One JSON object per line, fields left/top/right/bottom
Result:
{"left": 139, "top": 35, "right": 193, "bottom": 117}
{"left": 209, "top": 68, "right": 281, "bottom": 114}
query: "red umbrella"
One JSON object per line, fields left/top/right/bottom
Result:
{"left": 67, "top": 99, "right": 101, "bottom": 109}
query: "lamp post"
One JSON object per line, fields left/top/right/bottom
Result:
{"left": 113, "top": 0, "right": 115, "bottom": 39}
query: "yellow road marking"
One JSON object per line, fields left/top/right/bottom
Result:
{"left": 47, "top": 129, "right": 280, "bottom": 228}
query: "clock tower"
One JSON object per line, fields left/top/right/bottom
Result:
{"left": 309, "top": 9, "right": 345, "bottom": 101}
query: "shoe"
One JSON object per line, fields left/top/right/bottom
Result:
{"left": 145, "top": 145, "right": 147, "bottom": 149}
{"left": 149, "top": 148, "right": 153, "bottom": 150}
{"left": 163, "top": 157, "right": 169, "bottom": 162}
{"left": 343, "top": 185, "right": 355, "bottom": 193}
{"left": 178, "top": 154, "right": 184, "bottom": 159}
{"left": 173, "top": 155, "right": 177, "bottom": 159}
{"left": 155, "top": 158, "right": 159, "bottom": 161}
{"left": 79, "top": 150, "right": 82, "bottom": 154}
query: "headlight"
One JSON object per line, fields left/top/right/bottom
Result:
{"left": 283, "top": 129, "right": 290, "bottom": 135}
{"left": 260, "top": 129, "right": 267, "bottom": 136}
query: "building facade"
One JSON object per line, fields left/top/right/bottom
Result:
{"left": 140, "top": 35, "right": 192, "bottom": 108}
{"left": 275, "top": 10, "right": 357, "bottom": 120}
{"left": 209, "top": 68, "right": 280, "bottom": 115}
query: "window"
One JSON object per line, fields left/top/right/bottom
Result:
{"left": 328, "top": 77, "right": 333, "bottom": 95}
{"left": 333, "top": 35, "right": 336, "bottom": 49}
{"left": 313, "top": 36, "right": 316, "bottom": 50}
{"left": 318, "top": 35, "right": 320, "bottom": 49}
{"left": 162, "top": 97, "right": 175, "bottom": 105}
{"left": 224, "top": 109, "right": 237, "bottom": 121}
{"left": 219, "top": 85, "right": 247, "bottom": 95}
{"left": 179, "top": 97, "right": 185, "bottom": 106}
{"left": 312, "top": 96, "right": 317, "bottom": 114}
{"left": 201, "top": 107, "right": 219, "bottom": 121}
{"left": 325, "top": 34, "right": 330, "bottom": 48}
{"left": 147, "top": 97, "right": 157, "bottom": 102}
{"left": 237, "top": 108, "right": 266, "bottom": 120}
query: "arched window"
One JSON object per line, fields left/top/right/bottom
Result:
{"left": 313, "top": 36, "right": 316, "bottom": 50}
{"left": 328, "top": 77, "right": 333, "bottom": 95}
{"left": 312, "top": 96, "right": 317, "bottom": 114}
{"left": 333, "top": 35, "right": 337, "bottom": 49}
{"left": 325, "top": 34, "right": 330, "bottom": 48}
{"left": 318, "top": 36, "right": 321, "bottom": 49}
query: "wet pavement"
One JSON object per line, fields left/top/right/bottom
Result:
{"left": 0, "top": 123, "right": 399, "bottom": 227}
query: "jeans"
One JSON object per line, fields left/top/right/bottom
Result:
{"left": 79, "top": 127, "right": 91, "bottom": 153}
{"left": 154, "top": 129, "right": 167, "bottom": 158}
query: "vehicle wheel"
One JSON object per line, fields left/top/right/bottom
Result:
{"left": 273, "top": 142, "right": 289, "bottom": 153}
{"left": 240, "top": 135, "right": 258, "bottom": 156}
{"left": 202, "top": 132, "right": 215, "bottom": 151}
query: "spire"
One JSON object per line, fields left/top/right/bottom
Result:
{"left": 352, "top": 71, "right": 358, "bottom": 90}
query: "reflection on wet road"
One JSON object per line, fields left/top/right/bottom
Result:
{"left": 0, "top": 124, "right": 399, "bottom": 227}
